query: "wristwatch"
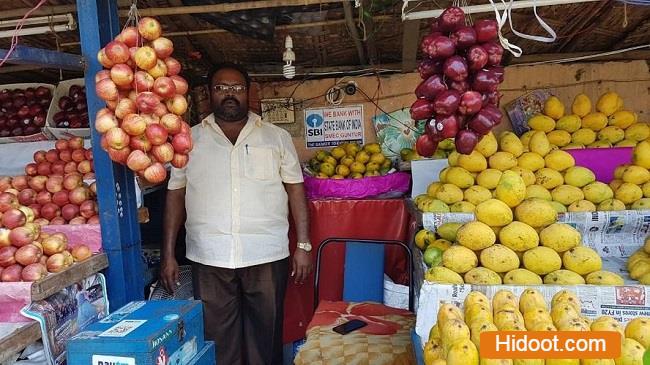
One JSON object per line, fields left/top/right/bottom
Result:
{"left": 297, "top": 242, "right": 312, "bottom": 252}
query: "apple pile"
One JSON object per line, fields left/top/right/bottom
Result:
{"left": 0, "top": 226, "right": 93, "bottom": 282}
{"left": 0, "top": 86, "right": 52, "bottom": 138}
{"left": 4, "top": 137, "right": 100, "bottom": 226}
{"left": 52, "top": 84, "right": 89, "bottom": 129}
{"left": 94, "top": 17, "right": 193, "bottom": 184}
{"left": 411, "top": 7, "right": 505, "bottom": 156}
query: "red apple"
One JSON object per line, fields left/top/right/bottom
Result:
{"left": 40, "top": 203, "right": 61, "bottom": 221}
{"left": 15, "top": 244, "right": 42, "bottom": 266}
{"left": 143, "top": 162, "right": 167, "bottom": 184}
{"left": 145, "top": 123, "right": 168, "bottom": 146}
{"left": 61, "top": 204, "right": 80, "bottom": 221}
{"left": 151, "top": 37, "right": 173, "bottom": 59}
{"left": 84, "top": 149, "right": 93, "bottom": 161}
{"left": 77, "top": 160, "right": 92, "bottom": 174}
{"left": 54, "top": 139, "right": 69, "bottom": 151}
{"left": 4, "top": 189, "right": 18, "bottom": 196}
{"left": 22, "top": 262, "right": 47, "bottom": 281}
{"left": 170, "top": 76, "right": 189, "bottom": 95}
{"left": 9, "top": 225, "right": 37, "bottom": 247}
{"left": 134, "top": 46, "right": 157, "bottom": 70}
{"left": 96, "top": 78, "right": 119, "bottom": 102}
{"left": 0, "top": 176, "right": 12, "bottom": 191}
{"left": 171, "top": 153, "right": 188, "bottom": 169}
{"left": 25, "top": 163, "right": 38, "bottom": 176}
{"left": 71, "top": 149, "right": 85, "bottom": 163}
{"left": 0, "top": 246, "right": 17, "bottom": 267}
{"left": 1, "top": 264, "right": 22, "bottom": 281}
{"left": 153, "top": 102, "right": 168, "bottom": 117}
{"left": 69, "top": 186, "right": 89, "bottom": 205}
{"left": 95, "top": 69, "right": 111, "bottom": 83}
{"left": 28, "top": 176, "right": 48, "bottom": 192}
{"left": 105, "top": 40, "right": 130, "bottom": 64}
{"left": 0, "top": 193, "right": 19, "bottom": 213}
{"left": 110, "top": 63, "right": 134, "bottom": 87}
{"left": 79, "top": 200, "right": 98, "bottom": 219}
{"left": 127, "top": 150, "right": 153, "bottom": 171}
{"left": 64, "top": 162, "right": 78, "bottom": 174}
{"left": 105, "top": 127, "right": 130, "bottom": 150}
{"left": 164, "top": 57, "right": 181, "bottom": 76}
{"left": 50, "top": 217, "right": 66, "bottom": 225}
{"left": 33, "top": 218, "right": 49, "bottom": 227}
{"left": 107, "top": 146, "right": 132, "bottom": 164}
{"left": 71, "top": 244, "right": 92, "bottom": 261}
{"left": 138, "top": 17, "right": 162, "bottom": 40}
{"left": 171, "top": 133, "right": 193, "bottom": 154}
{"left": 36, "top": 162, "right": 52, "bottom": 176}
{"left": 133, "top": 70, "right": 155, "bottom": 92}
{"left": 46, "top": 253, "right": 66, "bottom": 273}
{"left": 52, "top": 191, "right": 69, "bottom": 207}
{"left": 151, "top": 143, "right": 174, "bottom": 164}
{"left": 87, "top": 215, "right": 100, "bottom": 225}
{"left": 51, "top": 161, "right": 66, "bottom": 175}
{"left": 33, "top": 150, "right": 46, "bottom": 163}
{"left": 28, "top": 204, "right": 41, "bottom": 219}
{"left": 160, "top": 114, "right": 182, "bottom": 135}
{"left": 46, "top": 175, "right": 64, "bottom": 194}
{"left": 59, "top": 149, "right": 72, "bottom": 162}
{"left": 69, "top": 216, "right": 86, "bottom": 225}
{"left": 17, "top": 189, "right": 36, "bottom": 206}
{"left": 129, "top": 134, "right": 152, "bottom": 152}
{"left": 97, "top": 48, "right": 114, "bottom": 68}
{"left": 63, "top": 174, "right": 83, "bottom": 191}
{"left": 166, "top": 94, "right": 188, "bottom": 116}
{"left": 18, "top": 206, "right": 34, "bottom": 223}
{"left": 2, "top": 208, "right": 26, "bottom": 229}
{"left": 153, "top": 77, "right": 176, "bottom": 100}
{"left": 121, "top": 114, "right": 147, "bottom": 136}
{"left": 95, "top": 110, "right": 119, "bottom": 134}
{"left": 136, "top": 92, "right": 161, "bottom": 114}
{"left": 68, "top": 136, "right": 84, "bottom": 150}
{"left": 11, "top": 175, "right": 28, "bottom": 190}
{"left": 119, "top": 26, "right": 140, "bottom": 47}
{"left": 147, "top": 59, "right": 168, "bottom": 79}
{"left": 35, "top": 191, "right": 52, "bottom": 205}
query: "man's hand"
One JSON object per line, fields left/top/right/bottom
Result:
{"left": 291, "top": 249, "right": 313, "bottom": 284}
{"left": 160, "top": 257, "right": 179, "bottom": 293}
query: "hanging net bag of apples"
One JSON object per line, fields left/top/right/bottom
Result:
{"left": 93, "top": 1, "right": 193, "bottom": 184}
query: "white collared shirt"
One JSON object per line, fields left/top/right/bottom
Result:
{"left": 167, "top": 112, "right": 303, "bottom": 268}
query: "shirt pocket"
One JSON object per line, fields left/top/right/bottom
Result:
{"left": 244, "top": 146, "right": 275, "bottom": 180}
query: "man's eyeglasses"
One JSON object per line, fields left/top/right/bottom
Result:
{"left": 213, "top": 84, "right": 247, "bottom": 94}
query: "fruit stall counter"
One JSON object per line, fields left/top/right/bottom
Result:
{"left": 283, "top": 197, "right": 412, "bottom": 342}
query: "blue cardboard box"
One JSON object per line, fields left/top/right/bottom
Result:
{"left": 67, "top": 300, "right": 205, "bottom": 365}
{"left": 188, "top": 341, "right": 215, "bottom": 365}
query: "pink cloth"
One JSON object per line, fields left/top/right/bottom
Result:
{"left": 304, "top": 172, "right": 411, "bottom": 200}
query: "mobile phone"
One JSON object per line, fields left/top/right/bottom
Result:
{"left": 332, "top": 319, "right": 367, "bottom": 335}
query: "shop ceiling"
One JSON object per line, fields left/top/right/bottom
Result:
{"left": 0, "top": 0, "right": 648, "bottom": 84}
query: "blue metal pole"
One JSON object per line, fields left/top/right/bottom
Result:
{"left": 76, "top": 0, "right": 144, "bottom": 308}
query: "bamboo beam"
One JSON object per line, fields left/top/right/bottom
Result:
{"left": 59, "top": 15, "right": 395, "bottom": 47}
{"left": 130, "top": 0, "right": 347, "bottom": 17}
{"left": 166, "top": 0, "right": 221, "bottom": 65}
{"left": 507, "top": 50, "right": 650, "bottom": 65}
{"left": 0, "top": 0, "right": 347, "bottom": 20}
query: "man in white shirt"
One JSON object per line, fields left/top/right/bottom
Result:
{"left": 161, "top": 63, "right": 312, "bottom": 365}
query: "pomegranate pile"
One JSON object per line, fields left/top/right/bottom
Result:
{"left": 94, "top": 17, "right": 193, "bottom": 183}
{"left": 0, "top": 86, "right": 52, "bottom": 137}
{"left": 412, "top": 6, "right": 505, "bottom": 156}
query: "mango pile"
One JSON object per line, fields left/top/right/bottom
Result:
{"left": 424, "top": 289, "right": 650, "bottom": 365}
{"left": 307, "top": 142, "right": 392, "bottom": 179}
{"left": 527, "top": 91, "right": 649, "bottom": 150}
{"left": 414, "top": 129, "right": 631, "bottom": 214}
{"left": 627, "top": 236, "right": 650, "bottom": 285}
{"left": 420, "top": 208, "right": 623, "bottom": 286}
{"left": 608, "top": 141, "right": 650, "bottom": 210}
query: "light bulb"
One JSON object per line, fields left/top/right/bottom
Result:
{"left": 283, "top": 63, "right": 296, "bottom": 79}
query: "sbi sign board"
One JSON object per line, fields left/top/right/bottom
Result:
{"left": 304, "top": 105, "right": 364, "bottom": 148}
